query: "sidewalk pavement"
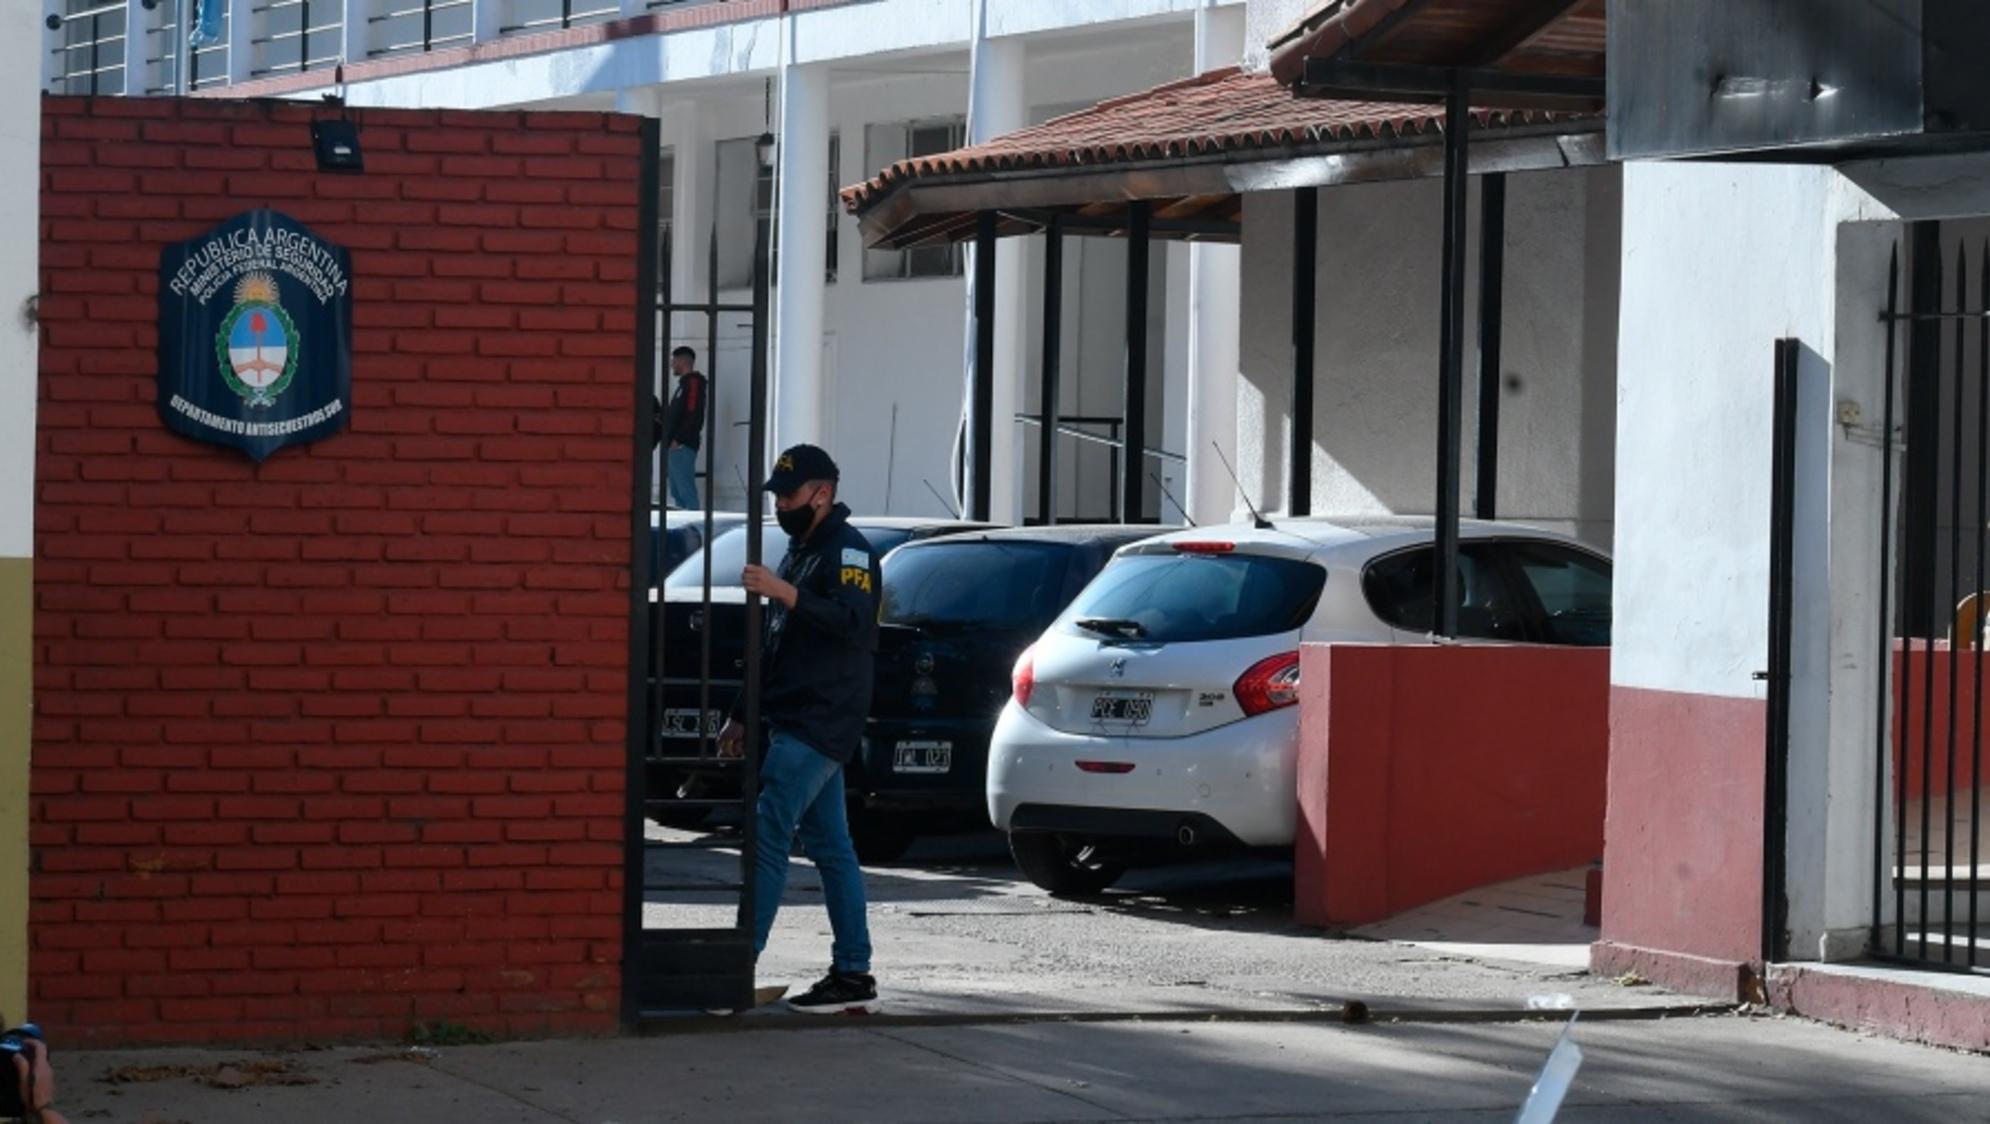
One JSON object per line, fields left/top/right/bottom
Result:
{"left": 47, "top": 1007, "right": 1990, "bottom": 1123}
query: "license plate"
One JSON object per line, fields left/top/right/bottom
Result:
{"left": 1090, "top": 691, "right": 1153, "bottom": 725}
{"left": 661, "top": 708, "right": 723, "bottom": 738}
{"left": 893, "top": 740, "right": 952, "bottom": 774}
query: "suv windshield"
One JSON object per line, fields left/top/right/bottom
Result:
{"left": 1056, "top": 551, "right": 1326, "bottom": 643}
{"left": 883, "top": 541, "right": 1074, "bottom": 631}
{"left": 665, "top": 525, "right": 916, "bottom": 590}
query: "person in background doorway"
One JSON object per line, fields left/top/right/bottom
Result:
{"left": 717, "top": 444, "right": 880, "bottom": 1014}
{"left": 660, "top": 346, "right": 707, "bottom": 509}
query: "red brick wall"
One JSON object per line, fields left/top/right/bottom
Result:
{"left": 31, "top": 97, "right": 644, "bottom": 1045}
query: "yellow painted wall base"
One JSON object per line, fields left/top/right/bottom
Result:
{"left": 0, "top": 556, "right": 30, "bottom": 1024}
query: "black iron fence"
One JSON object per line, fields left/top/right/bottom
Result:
{"left": 1873, "top": 228, "right": 1990, "bottom": 974}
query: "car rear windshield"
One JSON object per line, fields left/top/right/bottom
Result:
{"left": 664, "top": 525, "right": 914, "bottom": 590}
{"left": 1055, "top": 551, "right": 1327, "bottom": 643}
{"left": 882, "top": 541, "right": 1075, "bottom": 631}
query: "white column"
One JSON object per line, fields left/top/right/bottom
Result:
{"left": 1187, "top": 0, "right": 1245, "bottom": 524}
{"left": 966, "top": 5, "right": 1027, "bottom": 524}
{"left": 661, "top": 100, "right": 709, "bottom": 358}
{"left": 225, "top": 0, "right": 253, "bottom": 82}
{"left": 472, "top": 0, "right": 503, "bottom": 45}
{"left": 342, "top": 0, "right": 372, "bottom": 64}
{"left": 123, "top": 0, "right": 151, "bottom": 94}
{"left": 0, "top": 0, "right": 39, "bottom": 1026}
{"left": 772, "top": 60, "right": 830, "bottom": 453}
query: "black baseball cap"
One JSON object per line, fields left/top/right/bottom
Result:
{"left": 764, "top": 443, "right": 840, "bottom": 495}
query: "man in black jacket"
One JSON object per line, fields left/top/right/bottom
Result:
{"left": 658, "top": 347, "right": 707, "bottom": 509}
{"left": 717, "top": 443, "right": 881, "bottom": 1014}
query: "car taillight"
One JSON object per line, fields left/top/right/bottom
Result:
{"left": 1234, "top": 651, "right": 1302, "bottom": 717}
{"left": 1012, "top": 646, "right": 1036, "bottom": 709}
{"left": 1172, "top": 541, "right": 1235, "bottom": 554}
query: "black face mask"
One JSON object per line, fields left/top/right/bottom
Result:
{"left": 777, "top": 502, "right": 818, "bottom": 538}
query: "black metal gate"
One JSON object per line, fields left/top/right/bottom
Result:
{"left": 1871, "top": 224, "right": 1990, "bottom": 974}
{"left": 622, "top": 124, "right": 774, "bottom": 1021}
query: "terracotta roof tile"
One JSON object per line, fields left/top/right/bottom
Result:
{"left": 842, "top": 67, "right": 1574, "bottom": 215}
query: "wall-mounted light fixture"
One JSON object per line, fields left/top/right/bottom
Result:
{"left": 312, "top": 93, "right": 364, "bottom": 173}
{"left": 755, "top": 131, "right": 776, "bottom": 171}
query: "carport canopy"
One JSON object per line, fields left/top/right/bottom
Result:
{"left": 841, "top": 11, "right": 1606, "bottom": 635}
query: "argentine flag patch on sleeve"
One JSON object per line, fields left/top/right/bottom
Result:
{"left": 842, "top": 547, "right": 870, "bottom": 568}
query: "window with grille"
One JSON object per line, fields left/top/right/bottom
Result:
{"left": 862, "top": 118, "right": 967, "bottom": 281}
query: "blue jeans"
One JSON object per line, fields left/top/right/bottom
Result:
{"left": 752, "top": 730, "right": 872, "bottom": 974}
{"left": 666, "top": 444, "right": 699, "bottom": 509}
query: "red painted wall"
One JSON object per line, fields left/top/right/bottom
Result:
{"left": 32, "top": 97, "right": 643, "bottom": 1045}
{"left": 1892, "top": 644, "right": 1987, "bottom": 798}
{"left": 1595, "top": 685, "right": 1764, "bottom": 979}
{"left": 1293, "top": 644, "right": 1609, "bottom": 928}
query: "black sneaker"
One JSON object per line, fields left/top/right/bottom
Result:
{"left": 786, "top": 969, "right": 878, "bottom": 1016}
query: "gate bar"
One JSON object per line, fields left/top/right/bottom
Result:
{"left": 736, "top": 168, "right": 772, "bottom": 941}
{"left": 697, "top": 226, "right": 720, "bottom": 765}
{"left": 1764, "top": 337, "right": 1798, "bottom": 966}
{"left": 1474, "top": 172, "right": 1506, "bottom": 521}
{"left": 1916, "top": 242, "right": 1943, "bottom": 955}
{"left": 1875, "top": 244, "right": 1899, "bottom": 958}
{"left": 620, "top": 117, "right": 664, "bottom": 1030}
{"left": 1945, "top": 243, "right": 1968, "bottom": 960}
{"left": 1973, "top": 242, "right": 1988, "bottom": 968}
{"left": 1038, "top": 216, "right": 1063, "bottom": 526}
{"left": 1433, "top": 70, "right": 1469, "bottom": 639}
{"left": 1290, "top": 186, "right": 1317, "bottom": 517}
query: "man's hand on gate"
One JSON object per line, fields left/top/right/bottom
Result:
{"left": 741, "top": 564, "right": 798, "bottom": 609}
{"left": 716, "top": 718, "right": 745, "bottom": 760}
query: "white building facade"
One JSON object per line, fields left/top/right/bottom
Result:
{"left": 42, "top": 0, "right": 1249, "bottom": 523}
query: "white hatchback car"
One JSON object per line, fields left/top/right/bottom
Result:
{"left": 987, "top": 517, "right": 1611, "bottom": 894}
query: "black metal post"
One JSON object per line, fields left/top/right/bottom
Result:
{"left": 1038, "top": 217, "right": 1063, "bottom": 526}
{"left": 1122, "top": 201, "right": 1151, "bottom": 524}
{"left": 1433, "top": 73, "right": 1470, "bottom": 638}
{"left": 1290, "top": 187, "right": 1317, "bottom": 518}
{"left": 1945, "top": 243, "right": 1968, "bottom": 960}
{"left": 1878, "top": 244, "right": 1902, "bottom": 958}
{"left": 619, "top": 119, "right": 663, "bottom": 1032}
{"left": 1474, "top": 172, "right": 1506, "bottom": 521}
{"left": 970, "top": 210, "right": 997, "bottom": 522}
{"left": 697, "top": 228, "right": 719, "bottom": 756}
{"left": 300, "top": 0, "right": 311, "bottom": 71}
{"left": 737, "top": 183, "right": 772, "bottom": 948}
{"left": 1972, "top": 241, "right": 1988, "bottom": 969}
{"left": 1764, "top": 337, "right": 1798, "bottom": 966}
{"left": 423, "top": 0, "right": 434, "bottom": 51}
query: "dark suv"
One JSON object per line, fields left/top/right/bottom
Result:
{"left": 648, "top": 517, "right": 992, "bottom": 829}
{"left": 847, "top": 526, "right": 1159, "bottom": 861}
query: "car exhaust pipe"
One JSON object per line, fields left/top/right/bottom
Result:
{"left": 1176, "top": 822, "right": 1198, "bottom": 847}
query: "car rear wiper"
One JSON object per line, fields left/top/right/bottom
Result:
{"left": 1074, "top": 617, "right": 1146, "bottom": 639}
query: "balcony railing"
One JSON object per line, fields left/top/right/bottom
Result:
{"left": 248, "top": 0, "right": 345, "bottom": 76}
{"left": 44, "top": 0, "right": 760, "bottom": 93}
{"left": 44, "top": 0, "right": 129, "bottom": 96}
{"left": 366, "top": 0, "right": 469, "bottom": 58}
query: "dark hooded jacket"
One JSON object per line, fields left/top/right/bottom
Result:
{"left": 732, "top": 503, "right": 880, "bottom": 762}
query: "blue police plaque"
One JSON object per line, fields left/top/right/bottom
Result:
{"left": 158, "top": 209, "right": 352, "bottom": 462}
